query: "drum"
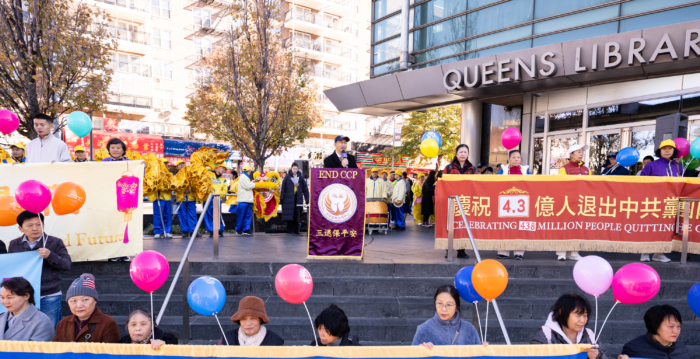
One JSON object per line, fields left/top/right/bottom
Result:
{"left": 366, "top": 199, "right": 388, "bottom": 224}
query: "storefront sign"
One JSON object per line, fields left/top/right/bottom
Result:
{"left": 308, "top": 168, "right": 365, "bottom": 259}
{"left": 435, "top": 175, "right": 700, "bottom": 254}
{"left": 65, "top": 130, "right": 164, "bottom": 157}
{"left": 0, "top": 162, "right": 144, "bottom": 262}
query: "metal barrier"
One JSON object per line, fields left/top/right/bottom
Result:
{"left": 446, "top": 195, "right": 512, "bottom": 345}
{"left": 674, "top": 198, "right": 698, "bottom": 264}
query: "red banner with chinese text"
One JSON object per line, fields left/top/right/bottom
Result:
{"left": 435, "top": 175, "right": 700, "bottom": 254}
{"left": 65, "top": 130, "right": 164, "bottom": 157}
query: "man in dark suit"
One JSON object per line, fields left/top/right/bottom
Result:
{"left": 323, "top": 135, "right": 358, "bottom": 169}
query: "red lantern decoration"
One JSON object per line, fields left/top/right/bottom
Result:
{"left": 116, "top": 171, "right": 140, "bottom": 244}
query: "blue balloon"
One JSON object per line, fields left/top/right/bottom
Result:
{"left": 67, "top": 111, "right": 92, "bottom": 138}
{"left": 187, "top": 276, "right": 226, "bottom": 316}
{"left": 691, "top": 138, "right": 700, "bottom": 158}
{"left": 616, "top": 147, "right": 640, "bottom": 167}
{"left": 454, "top": 266, "right": 483, "bottom": 304}
{"left": 689, "top": 282, "right": 700, "bottom": 317}
{"left": 422, "top": 131, "right": 442, "bottom": 149}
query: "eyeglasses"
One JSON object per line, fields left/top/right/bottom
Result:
{"left": 435, "top": 301, "right": 456, "bottom": 309}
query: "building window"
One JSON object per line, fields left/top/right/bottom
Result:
{"left": 374, "top": 14, "right": 400, "bottom": 42}
{"left": 374, "top": 0, "right": 402, "bottom": 19}
{"left": 621, "top": 0, "right": 698, "bottom": 16}
{"left": 466, "top": 25, "right": 531, "bottom": 52}
{"left": 587, "top": 96, "right": 681, "bottom": 128}
{"left": 194, "top": 37, "right": 213, "bottom": 58}
{"left": 466, "top": 0, "right": 533, "bottom": 38}
{"left": 619, "top": 5, "right": 700, "bottom": 32}
{"left": 193, "top": 7, "right": 212, "bottom": 27}
{"left": 193, "top": 66, "right": 212, "bottom": 86}
{"left": 413, "top": 16, "right": 466, "bottom": 54}
{"left": 413, "top": 0, "right": 467, "bottom": 27}
{"left": 535, "top": 0, "right": 613, "bottom": 19}
{"left": 153, "top": 89, "right": 173, "bottom": 109}
{"left": 153, "top": 59, "right": 173, "bottom": 79}
{"left": 548, "top": 109, "right": 584, "bottom": 132}
{"left": 534, "top": 115, "right": 545, "bottom": 134}
{"left": 373, "top": 37, "right": 400, "bottom": 64}
{"left": 532, "top": 22, "right": 617, "bottom": 47}
{"left": 153, "top": 29, "right": 172, "bottom": 49}
{"left": 151, "top": 0, "right": 170, "bottom": 18}
{"left": 534, "top": 5, "right": 619, "bottom": 35}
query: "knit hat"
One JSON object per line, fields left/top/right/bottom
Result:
{"left": 67, "top": 273, "right": 99, "bottom": 301}
{"left": 230, "top": 296, "right": 269, "bottom": 324}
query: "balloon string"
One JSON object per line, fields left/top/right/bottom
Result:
{"left": 595, "top": 300, "right": 619, "bottom": 343}
{"left": 46, "top": 215, "right": 59, "bottom": 242}
{"left": 474, "top": 302, "right": 484, "bottom": 343}
{"left": 594, "top": 295, "right": 598, "bottom": 339}
{"left": 150, "top": 292, "right": 156, "bottom": 344}
{"left": 485, "top": 301, "right": 490, "bottom": 344}
{"left": 303, "top": 302, "right": 318, "bottom": 346}
{"left": 215, "top": 315, "right": 229, "bottom": 345}
{"left": 39, "top": 216, "right": 46, "bottom": 247}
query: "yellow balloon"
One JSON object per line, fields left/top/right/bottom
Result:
{"left": 420, "top": 138, "right": 439, "bottom": 158}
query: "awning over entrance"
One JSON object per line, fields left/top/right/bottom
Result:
{"left": 325, "top": 20, "right": 700, "bottom": 116}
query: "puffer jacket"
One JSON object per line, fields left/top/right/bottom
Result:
{"left": 531, "top": 312, "right": 609, "bottom": 359}
{"left": 621, "top": 333, "right": 690, "bottom": 359}
{"left": 558, "top": 160, "right": 591, "bottom": 175}
{"left": 237, "top": 172, "right": 255, "bottom": 204}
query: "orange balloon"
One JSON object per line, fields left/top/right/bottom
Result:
{"left": 0, "top": 196, "right": 24, "bottom": 226}
{"left": 51, "top": 182, "right": 86, "bottom": 215}
{"left": 472, "top": 259, "right": 509, "bottom": 301}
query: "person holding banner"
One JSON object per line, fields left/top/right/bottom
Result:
{"left": 600, "top": 153, "right": 630, "bottom": 176}
{"left": 54, "top": 273, "right": 120, "bottom": 343}
{"left": 219, "top": 296, "right": 285, "bottom": 346}
{"left": 73, "top": 145, "right": 89, "bottom": 163}
{"left": 313, "top": 304, "right": 360, "bottom": 346}
{"left": 8, "top": 211, "right": 72, "bottom": 330}
{"left": 555, "top": 144, "right": 590, "bottom": 261}
{"left": 25, "top": 114, "right": 72, "bottom": 164}
{"left": 389, "top": 171, "right": 407, "bottom": 231}
{"left": 412, "top": 285, "right": 481, "bottom": 348}
{"left": 2, "top": 143, "right": 26, "bottom": 163}
{"left": 365, "top": 169, "right": 387, "bottom": 199}
{"left": 120, "top": 307, "right": 177, "bottom": 348}
{"left": 412, "top": 173, "right": 424, "bottom": 226}
{"left": 638, "top": 140, "right": 679, "bottom": 263}
{"left": 497, "top": 150, "right": 530, "bottom": 260}
{"left": 101, "top": 138, "right": 131, "bottom": 162}
{"left": 531, "top": 294, "right": 606, "bottom": 359}
{"left": 236, "top": 166, "right": 255, "bottom": 236}
{"left": 0, "top": 277, "right": 55, "bottom": 341}
{"left": 619, "top": 305, "right": 688, "bottom": 359}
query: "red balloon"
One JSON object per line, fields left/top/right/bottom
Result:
{"left": 16, "top": 180, "right": 51, "bottom": 214}
{"left": 501, "top": 128, "right": 522, "bottom": 150}
{"left": 612, "top": 263, "right": 660, "bottom": 305}
{"left": 129, "top": 251, "right": 170, "bottom": 294}
{"left": 275, "top": 264, "right": 313, "bottom": 304}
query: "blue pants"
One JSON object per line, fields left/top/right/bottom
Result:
{"left": 205, "top": 200, "right": 225, "bottom": 233}
{"left": 236, "top": 202, "right": 253, "bottom": 232}
{"left": 40, "top": 295, "right": 62, "bottom": 330}
{"left": 392, "top": 203, "right": 406, "bottom": 228}
{"left": 178, "top": 198, "right": 197, "bottom": 233}
{"left": 228, "top": 204, "right": 238, "bottom": 213}
{"left": 402, "top": 202, "right": 412, "bottom": 214}
{"left": 153, "top": 198, "right": 172, "bottom": 234}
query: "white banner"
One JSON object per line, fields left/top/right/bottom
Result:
{"left": 0, "top": 161, "right": 144, "bottom": 261}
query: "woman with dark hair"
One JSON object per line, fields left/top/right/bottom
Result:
{"left": 531, "top": 294, "right": 607, "bottom": 359}
{"left": 444, "top": 144, "right": 478, "bottom": 175}
{"left": 497, "top": 150, "right": 530, "bottom": 260}
{"left": 220, "top": 296, "right": 284, "bottom": 346}
{"left": 119, "top": 307, "right": 177, "bottom": 349}
{"left": 421, "top": 170, "right": 436, "bottom": 228}
{"left": 618, "top": 305, "right": 689, "bottom": 359}
{"left": 412, "top": 285, "right": 481, "bottom": 348}
{"left": 101, "top": 138, "right": 130, "bottom": 162}
{"left": 0, "top": 277, "right": 55, "bottom": 341}
{"left": 312, "top": 304, "right": 360, "bottom": 346}
{"left": 280, "top": 162, "right": 309, "bottom": 235}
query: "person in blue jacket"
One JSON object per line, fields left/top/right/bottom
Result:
{"left": 175, "top": 161, "right": 198, "bottom": 238}
{"left": 601, "top": 153, "right": 630, "bottom": 176}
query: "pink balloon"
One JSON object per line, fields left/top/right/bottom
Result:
{"left": 674, "top": 138, "right": 690, "bottom": 158}
{"left": 15, "top": 180, "right": 51, "bottom": 214}
{"left": 501, "top": 128, "right": 522, "bottom": 150}
{"left": 612, "top": 263, "right": 660, "bottom": 305}
{"left": 573, "top": 255, "right": 613, "bottom": 296}
{"left": 130, "top": 251, "right": 170, "bottom": 293}
{"left": 275, "top": 264, "right": 313, "bottom": 304}
{"left": 0, "top": 109, "right": 19, "bottom": 135}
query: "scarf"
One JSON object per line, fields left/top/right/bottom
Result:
{"left": 509, "top": 165, "right": 522, "bottom": 175}
{"left": 238, "top": 325, "right": 267, "bottom": 346}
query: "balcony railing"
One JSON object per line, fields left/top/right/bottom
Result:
{"left": 312, "top": 66, "right": 356, "bottom": 83}
{"left": 108, "top": 62, "right": 151, "bottom": 77}
{"left": 285, "top": 38, "right": 358, "bottom": 61}
{"left": 285, "top": 9, "right": 358, "bottom": 36}
{"left": 97, "top": 0, "right": 150, "bottom": 13}
{"left": 106, "top": 25, "right": 150, "bottom": 45}
{"left": 323, "top": 119, "right": 357, "bottom": 131}
{"left": 108, "top": 93, "right": 152, "bottom": 108}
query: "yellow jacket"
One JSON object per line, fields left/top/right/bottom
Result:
{"left": 225, "top": 177, "right": 239, "bottom": 206}
{"left": 412, "top": 180, "right": 423, "bottom": 199}
{"left": 208, "top": 171, "right": 228, "bottom": 197}
{"left": 365, "top": 177, "right": 386, "bottom": 199}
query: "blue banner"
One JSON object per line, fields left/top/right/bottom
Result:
{"left": 0, "top": 251, "right": 43, "bottom": 312}
{"left": 163, "top": 139, "right": 234, "bottom": 158}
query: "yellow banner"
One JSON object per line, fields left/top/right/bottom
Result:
{"left": 0, "top": 161, "right": 144, "bottom": 261}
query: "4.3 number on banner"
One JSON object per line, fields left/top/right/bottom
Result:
{"left": 499, "top": 195, "right": 529, "bottom": 218}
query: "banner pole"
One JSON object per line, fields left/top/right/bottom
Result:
{"left": 455, "top": 196, "right": 511, "bottom": 345}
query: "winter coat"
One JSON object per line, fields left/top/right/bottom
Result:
{"left": 237, "top": 173, "right": 255, "bottom": 204}
{"left": 412, "top": 180, "right": 423, "bottom": 204}
{"left": 412, "top": 312, "right": 481, "bottom": 346}
{"left": 405, "top": 179, "right": 414, "bottom": 204}
{"left": 444, "top": 159, "right": 478, "bottom": 174}
{"left": 390, "top": 179, "right": 407, "bottom": 206}
{"left": 621, "top": 333, "right": 690, "bottom": 359}
{"left": 601, "top": 164, "right": 630, "bottom": 176}
{"left": 0, "top": 239, "right": 6, "bottom": 254}
{"left": 0, "top": 305, "right": 55, "bottom": 341}
{"left": 421, "top": 180, "right": 436, "bottom": 218}
{"left": 280, "top": 171, "right": 309, "bottom": 222}
{"left": 310, "top": 332, "right": 361, "bottom": 346}
{"left": 498, "top": 165, "right": 532, "bottom": 175}
{"left": 221, "top": 327, "right": 285, "bottom": 346}
{"left": 558, "top": 160, "right": 591, "bottom": 175}
{"left": 119, "top": 326, "right": 178, "bottom": 344}
{"left": 8, "top": 235, "right": 72, "bottom": 296}
{"left": 365, "top": 177, "right": 387, "bottom": 199}
{"left": 54, "top": 307, "right": 120, "bottom": 343}
{"left": 639, "top": 157, "right": 682, "bottom": 177}
{"left": 530, "top": 312, "right": 609, "bottom": 359}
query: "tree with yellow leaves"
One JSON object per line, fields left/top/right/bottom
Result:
{"left": 185, "top": 0, "right": 321, "bottom": 171}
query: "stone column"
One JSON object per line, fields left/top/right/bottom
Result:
{"left": 460, "top": 100, "right": 483, "bottom": 164}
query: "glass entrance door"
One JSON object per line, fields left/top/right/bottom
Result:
{"left": 587, "top": 129, "right": 621, "bottom": 175}
{"left": 547, "top": 135, "right": 578, "bottom": 175}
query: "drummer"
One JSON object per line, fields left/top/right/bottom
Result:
{"left": 366, "top": 169, "right": 387, "bottom": 199}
